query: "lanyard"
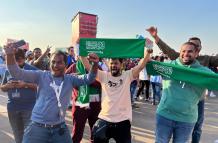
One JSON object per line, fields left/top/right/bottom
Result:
{"left": 50, "top": 80, "right": 64, "bottom": 118}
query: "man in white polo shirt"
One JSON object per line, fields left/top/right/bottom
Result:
{"left": 81, "top": 47, "right": 152, "bottom": 143}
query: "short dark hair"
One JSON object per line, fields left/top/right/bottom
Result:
{"left": 111, "top": 58, "right": 123, "bottom": 63}
{"left": 188, "top": 37, "right": 201, "bottom": 44}
{"left": 33, "top": 47, "right": 41, "bottom": 52}
{"left": 51, "top": 50, "right": 68, "bottom": 65}
{"left": 67, "top": 46, "right": 74, "bottom": 51}
{"left": 182, "top": 42, "right": 198, "bottom": 51}
{"left": 15, "top": 49, "right": 25, "bottom": 60}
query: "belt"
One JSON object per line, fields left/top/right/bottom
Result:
{"left": 32, "top": 121, "right": 65, "bottom": 128}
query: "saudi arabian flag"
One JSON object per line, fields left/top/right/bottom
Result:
{"left": 79, "top": 38, "right": 146, "bottom": 58}
{"left": 146, "top": 61, "right": 218, "bottom": 90}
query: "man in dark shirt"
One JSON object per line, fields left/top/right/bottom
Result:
{"left": 1, "top": 49, "right": 38, "bottom": 143}
{"left": 66, "top": 46, "right": 76, "bottom": 68}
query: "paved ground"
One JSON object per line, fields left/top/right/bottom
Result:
{"left": 0, "top": 91, "right": 218, "bottom": 143}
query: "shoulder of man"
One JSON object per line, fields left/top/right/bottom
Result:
{"left": 198, "top": 65, "right": 213, "bottom": 73}
{"left": 193, "top": 60, "right": 214, "bottom": 73}
{"left": 24, "top": 63, "right": 39, "bottom": 70}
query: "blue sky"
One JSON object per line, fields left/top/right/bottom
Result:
{"left": 0, "top": 0, "right": 217, "bottom": 55}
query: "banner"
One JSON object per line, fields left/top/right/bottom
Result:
{"left": 146, "top": 61, "right": 218, "bottom": 90}
{"left": 79, "top": 38, "right": 146, "bottom": 58}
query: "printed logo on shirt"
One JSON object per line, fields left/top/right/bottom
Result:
{"left": 107, "top": 79, "right": 123, "bottom": 88}
{"left": 12, "top": 92, "right": 20, "bottom": 98}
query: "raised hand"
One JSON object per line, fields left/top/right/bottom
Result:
{"left": 45, "top": 45, "right": 52, "bottom": 54}
{"left": 87, "top": 53, "right": 99, "bottom": 64}
{"left": 147, "top": 48, "right": 153, "bottom": 54}
{"left": 144, "top": 48, "right": 153, "bottom": 57}
{"left": 3, "top": 43, "right": 16, "bottom": 55}
{"left": 146, "top": 26, "right": 158, "bottom": 38}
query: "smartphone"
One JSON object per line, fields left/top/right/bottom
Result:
{"left": 12, "top": 40, "right": 26, "bottom": 49}
{"left": 11, "top": 80, "right": 19, "bottom": 83}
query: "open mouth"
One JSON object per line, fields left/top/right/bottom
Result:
{"left": 53, "top": 68, "right": 60, "bottom": 72}
{"left": 111, "top": 69, "right": 118, "bottom": 72}
{"left": 182, "top": 56, "right": 191, "bottom": 61}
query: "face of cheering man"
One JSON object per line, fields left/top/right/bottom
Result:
{"left": 68, "top": 47, "right": 75, "bottom": 57}
{"left": 33, "top": 48, "right": 42, "bottom": 59}
{"left": 179, "top": 42, "right": 198, "bottom": 65}
{"left": 50, "top": 51, "right": 67, "bottom": 77}
{"left": 109, "top": 58, "right": 123, "bottom": 77}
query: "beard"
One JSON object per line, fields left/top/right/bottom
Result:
{"left": 180, "top": 58, "right": 194, "bottom": 65}
{"left": 111, "top": 69, "right": 121, "bottom": 77}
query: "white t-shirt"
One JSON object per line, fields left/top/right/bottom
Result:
{"left": 97, "top": 69, "right": 134, "bottom": 122}
{"left": 139, "top": 67, "right": 148, "bottom": 80}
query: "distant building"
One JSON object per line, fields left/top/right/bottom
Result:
{"left": 71, "top": 12, "right": 98, "bottom": 46}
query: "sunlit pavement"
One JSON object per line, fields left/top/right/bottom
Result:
{"left": 1, "top": 91, "right": 218, "bottom": 143}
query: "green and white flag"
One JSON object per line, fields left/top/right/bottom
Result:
{"left": 146, "top": 61, "right": 218, "bottom": 90}
{"left": 75, "top": 60, "right": 101, "bottom": 107}
{"left": 79, "top": 38, "right": 146, "bottom": 58}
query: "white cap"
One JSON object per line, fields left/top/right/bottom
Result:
{"left": 25, "top": 50, "right": 33, "bottom": 58}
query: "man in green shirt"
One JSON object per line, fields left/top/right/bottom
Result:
{"left": 153, "top": 41, "right": 211, "bottom": 143}
{"left": 147, "top": 26, "right": 217, "bottom": 143}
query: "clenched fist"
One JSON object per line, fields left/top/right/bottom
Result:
{"left": 87, "top": 53, "right": 99, "bottom": 64}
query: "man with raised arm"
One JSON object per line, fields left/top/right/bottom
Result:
{"left": 147, "top": 26, "right": 218, "bottom": 143}
{"left": 149, "top": 41, "right": 212, "bottom": 143}
{"left": 81, "top": 46, "right": 152, "bottom": 143}
{"left": 4, "top": 43, "right": 99, "bottom": 143}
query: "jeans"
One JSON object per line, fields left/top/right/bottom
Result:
{"left": 151, "top": 82, "right": 162, "bottom": 104}
{"left": 191, "top": 100, "right": 204, "bottom": 143}
{"left": 22, "top": 122, "right": 72, "bottom": 143}
{"left": 155, "top": 114, "right": 195, "bottom": 143}
{"left": 8, "top": 110, "right": 32, "bottom": 143}
{"left": 130, "top": 80, "right": 137, "bottom": 103}
{"left": 92, "top": 119, "right": 131, "bottom": 143}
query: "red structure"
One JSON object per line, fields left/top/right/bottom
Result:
{"left": 71, "top": 12, "right": 98, "bottom": 45}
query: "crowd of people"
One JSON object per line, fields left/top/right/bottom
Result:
{"left": 0, "top": 26, "right": 218, "bottom": 143}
